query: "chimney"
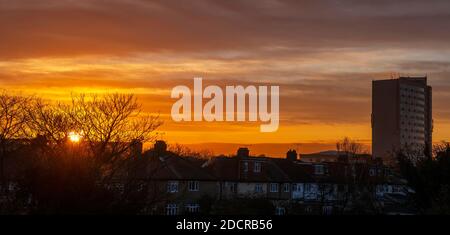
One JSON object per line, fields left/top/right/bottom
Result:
{"left": 237, "top": 147, "right": 249, "bottom": 158}
{"left": 286, "top": 149, "right": 297, "bottom": 161}
{"left": 130, "top": 139, "right": 143, "bottom": 157}
{"left": 154, "top": 140, "right": 167, "bottom": 155}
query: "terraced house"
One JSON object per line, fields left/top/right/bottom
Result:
{"left": 138, "top": 142, "right": 414, "bottom": 215}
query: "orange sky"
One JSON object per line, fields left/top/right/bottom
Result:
{"left": 1, "top": 0, "right": 450, "bottom": 155}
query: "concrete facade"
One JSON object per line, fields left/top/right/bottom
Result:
{"left": 372, "top": 76, "right": 432, "bottom": 165}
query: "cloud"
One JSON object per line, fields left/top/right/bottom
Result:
{"left": 2, "top": 0, "right": 450, "bottom": 59}
{"left": 1, "top": 0, "right": 449, "bottom": 144}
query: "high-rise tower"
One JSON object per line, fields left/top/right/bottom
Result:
{"left": 372, "top": 76, "right": 432, "bottom": 164}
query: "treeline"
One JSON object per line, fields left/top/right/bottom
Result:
{"left": 0, "top": 91, "right": 162, "bottom": 214}
{"left": 397, "top": 142, "right": 450, "bottom": 214}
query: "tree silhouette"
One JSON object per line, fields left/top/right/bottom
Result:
{"left": 0, "top": 91, "right": 32, "bottom": 207}
{"left": 397, "top": 142, "right": 450, "bottom": 214}
{"left": 0, "top": 92, "right": 163, "bottom": 214}
{"left": 65, "top": 93, "right": 162, "bottom": 183}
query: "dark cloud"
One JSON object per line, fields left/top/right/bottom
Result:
{"left": 1, "top": 0, "right": 450, "bottom": 59}
{"left": 1, "top": 0, "right": 449, "bottom": 143}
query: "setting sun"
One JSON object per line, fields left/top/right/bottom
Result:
{"left": 68, "top": 131, "right": 82, "bottom": 143}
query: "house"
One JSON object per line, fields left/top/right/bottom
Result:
{"left": 300, "top": 151, "right": 372, "bottom": 163}
{"left": 0, "top": 137, "right": 414, "bottom": 215}
{"left": 138, "top": 144, "right": 415, "bottom": 215}
{"left": 135, "top": 141, "right": 218, "bottom": 215}
{"left": 202, "top": 148, "right": 292, "bottom": 201}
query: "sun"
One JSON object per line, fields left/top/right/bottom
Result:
{"left": 68, "top": 131, "right": 82, "bottom": 143}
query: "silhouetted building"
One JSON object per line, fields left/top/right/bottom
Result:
{"left": 300, "top": 150, "right": 372, "bottom": 163}
{"left": 154, "top": 140, "right": 168, "bottom": 154}
{"left": 300, "top": 151, "right": 341, "bottom": 163}
{"left": 372, "top": 76, "right": 432, "bottom": 164}
{"left": 286, "top": 149, "right": 298, "bottom": 161}
{"left": 2, "top": 141, "right": 412, "bottom": 215}
{"left": 237, "top": 147, "right": 249, "bottom": 158}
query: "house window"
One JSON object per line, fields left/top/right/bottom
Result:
{"left": 322, "top": 206, "right": 333, "bottom": 215}
{"left": 137, "top": 182, "right": 145, "bottom": 192}
{"left": 305, "top": 206, "right": 313, "bottom": 214}
{"left": 382, "top": 185, "right": 388, "bottom": 193}
{"left": 275, "top": 207, "right": 286, "bottom": 215}
{"left": 166, "top": 204, "right": 178, "bottom": 215}
{"left": 167, "top": 181, "right": 179, "bottom": 193}
{"left": 243, "top": 162, "right": 249, "bottom": 172}
{"left": 292, "top": 183, "right": 302, "bottom": 192}
{"left": 230, "top": 182, "right": 237, "bottom": 193}
{"left": 254, "top": 162, "right": 262, "bottom": 173}
{"left": 7, "top": 182, "right": 17, "bottom": 192}
{"left": 369, "top": 168, "right": 376, "bottom": 176}
{"left": 225, "top": 182, "right": 237, "bottom": 193}
{"left": 305, "top": 183, "right": 312, "bottom": 192}
{"left": 270, "top": 183, "right": 279, "bottom": 192}
{"left": 188, "top": 181, "right": 199, "bottom": 191}
{"left": 112, "top": 183, "right": 124, "bottom": 193}
{"left": 393, "top": 185, "right": 400, "bottom": 193}
{"left": 387, "top": 185, "right": 392, "bottom": 193}
{"left": 376, "top": 185, "right": 382, "bottom": 194}
{"left": 283, "top": 183, "right": 290, "bottom": 192}
{"left": 314, "top": 165, "right": 325, "bottom": 175}
{"left": 255, "top": 183, "right": 263, "bottom": 193}
{"left": 185, "top": 204, "right": 200, "bottom": 214}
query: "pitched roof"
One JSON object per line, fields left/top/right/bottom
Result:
{"left": 271, "top": 159, "right": 315, "bottom": 182}
{"left": 141, "top": 151, "right": 216, "bottom": 181}
{"left": 203, "top": 156, "right": 309, "bottom": 182}
{"left": 202, "top": 157, "right": 239, "bottom": 181}
{"left": 136, "top": 148, "right": 391, "bottom": 184}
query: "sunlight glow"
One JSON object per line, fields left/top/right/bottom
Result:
{"left": 68, "top": 131, "right": 82, "bottom": 143}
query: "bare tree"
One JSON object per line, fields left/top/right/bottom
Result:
{"left": 336, "top": 137, "right": 367, "bottom": 156}
{"left": 433, "top": 141, "right": 450, "bottom": 158}
{"left": 168, "top": 143, "right": 213, "bottom": 160}
{"left": 0, "top": 91, "right": 165, "bottom": 213}
{"left": 25, "top": 98, "right": 74, "bottom": 147}
{"left": 5, "top": 92, "right": 164, "bottom": 213}
{"left": 0, "top": 91, "right": 31, "bottom": 194}
{"left": 334, "top": 137, "right": 381, "bottom": 214}
{"left": 65, "top": 93, "right": 163, "bottom": 183}
{"left": 316, "top": 182, "right": 336, "bottom": 215}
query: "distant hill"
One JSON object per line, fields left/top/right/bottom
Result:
{"left": 309, "top": 150, "right": 341, "bottom": 156}
{"left": 183, "top": 142, "right": 367, "bottom": 158}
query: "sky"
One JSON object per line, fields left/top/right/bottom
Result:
{"left": 1, "top": 0, "right": 450, "bottom": 155}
